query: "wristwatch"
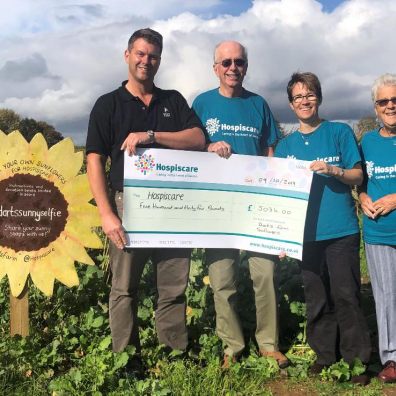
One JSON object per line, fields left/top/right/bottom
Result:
{"left": 147, "top": 130, "right": 155, "bottom": 143}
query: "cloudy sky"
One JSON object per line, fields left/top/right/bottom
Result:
{"left": 0, "top": 0, "right": 393, "bottom": 144}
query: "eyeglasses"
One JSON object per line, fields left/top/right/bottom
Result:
{"left": 292, "top": 94, "right": 318, "bottom": 104}
{"left": 215, "top": 58, "right": 247, "bottom": 68}
{"left": 375, "top": 97, "right": 396, "bottom": 107}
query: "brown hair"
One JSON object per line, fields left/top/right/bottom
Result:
{"left": 127, "top": 28, "right": 163, "bottom": 54}
{"left": 287, "top": 72, "right": 322, "bottom": 104}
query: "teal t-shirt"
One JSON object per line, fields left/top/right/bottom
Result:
{"left": 275, "top": 121, "right": 361, "bottom": 242}
{"left": 360, "top": 129, "right": 396, "bottom": 245}
{"left": 192, "top": 88, "right": 280, "bottom": 155}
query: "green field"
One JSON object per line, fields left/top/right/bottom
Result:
{"left": 1, "top": 244, "right": 395, "bottom": 395}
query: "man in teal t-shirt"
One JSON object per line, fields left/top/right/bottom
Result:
{"left": 192, "top": 40, "right": 287, "bottom": 368}
{"left": 193, "top": 89, "right": 278, "bottom": 156}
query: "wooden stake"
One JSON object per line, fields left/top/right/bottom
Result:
{"left": 10, "top": 283, "right": 29, "bottom": 337}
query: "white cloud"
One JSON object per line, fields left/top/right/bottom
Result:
{"left": 0, "top": 0, "right": 394, "bottom": 143}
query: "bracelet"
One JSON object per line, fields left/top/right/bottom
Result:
{"left": 330, "top": 165, "right": 344, "bottom": 177}
{"left": 147, "top": 130, "right": 155, "bottom": 143}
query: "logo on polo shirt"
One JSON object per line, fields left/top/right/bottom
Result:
{"left": 134, "top": 154, "right": 155, "bottom": 175}
{"left": 366, "top": 161, "right": 374, "bottom": 178}
{"left": 163, "top": 107, "right": 171, "bottom": 118}
{"left": 206, "top": 118, "right": 220, "bottom": 136}
{"left": 366, "top": 160, "right": 396, "bottom": 179}
{"left": 205, "top": 117, "right": 259, "bottom": 137}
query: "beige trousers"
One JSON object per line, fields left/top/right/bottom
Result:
{"left": 109, "top": 191, "right": 191, "bottom": 352}
{"left": 206, "top": 248, "right": 278, "bottom": 356}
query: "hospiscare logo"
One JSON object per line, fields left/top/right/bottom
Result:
{"left": 205, "top": 117, "right": 259, "bottom": 137}
{"left": 134, "top": 153, "right": 199, "bottom": 175}
{"left": 365, "top": 160, "right": 396, "bottom": 178}
{"left": 134, "top": 154, "right": 155, "bottom": 175}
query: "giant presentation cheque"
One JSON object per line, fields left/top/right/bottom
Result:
{"left": 123, "top": 149, "right": 313, "bottom": 259}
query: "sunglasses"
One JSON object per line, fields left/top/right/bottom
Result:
{"left": 375, "top": 97, "right": 396, "bottom": 107}
{"left": 215, "top": 58, "right": 247, "bottom": 68}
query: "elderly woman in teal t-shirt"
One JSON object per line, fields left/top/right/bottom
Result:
{"left": 275, "top": 72, "right": 371, "bottom": 384}
{"left": 359, "top": 73, "right": 396, "bottom": 383}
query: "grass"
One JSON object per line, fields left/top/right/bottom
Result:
{"left": 0, "top": 245, "right": 395, "bottom": 395}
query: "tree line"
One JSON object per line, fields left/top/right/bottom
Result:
{"left": 0, "top": 109, "right": 63, "bottom": 147}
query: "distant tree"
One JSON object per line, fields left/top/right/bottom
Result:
{"left": 0, "top": 109, "right": 21, "bottom": 133}
{"left": 0, "top": 108, "right": 63, "bottom": 147}
{"left": 19, "top": 118, "right": 40, "bottom": 142}
{"left": 36, "top": 120, "right": 64, "bottom": 147}
{"left": 355, "top": 116, "right": 380, "bottom": 141}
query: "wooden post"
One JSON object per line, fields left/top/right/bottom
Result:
{"left": 10, "top": 283, "right": 29, "bottom": 337}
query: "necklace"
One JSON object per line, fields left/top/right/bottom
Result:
{"left": 300, "top": 132, "right": 312, "bottom": 145}
{"left": 299, "top": 120, "right": 322, "bottom": 146}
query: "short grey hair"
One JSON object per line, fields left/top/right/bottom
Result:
{"left": 213, "top": 41, "right": 248, "bottom": 63}
{"left": 371, "top": 73, "right": 396, "bottom": 102}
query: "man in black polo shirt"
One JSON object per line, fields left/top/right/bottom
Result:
{"left": 86, "top": 28, "right": 205, "bottom": 359}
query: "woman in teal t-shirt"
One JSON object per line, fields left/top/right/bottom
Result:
{"left": 359, "top": 73, "right": 396, "bottom": 383}
{"left": 275, "top": 72, "right": 371, "bottom": 384}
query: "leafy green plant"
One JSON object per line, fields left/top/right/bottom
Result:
{"left": 321, "top": 359, "right": 366, "bottom": 382}
{"left": 0, "top": 238, "right": 392, "bottom": 394}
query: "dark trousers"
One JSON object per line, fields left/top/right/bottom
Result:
{"left": 109, "top": 191, "right": 190, "bottom": 352}
{"left": 301, "top": 233, "right": 371, "bottom": 365}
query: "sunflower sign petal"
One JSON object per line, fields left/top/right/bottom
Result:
{"left": 68, "top": 204, "right": 101, "bottom": 227}
{"left": 47, "top": 138, "right": 83, "bottom": 181}
{"left": 0, "top": 131, "right": 29, "bottom": 163}
{"left": 0, "top": 262, "right": 5, "bottom": 279}
{"left": 58, "top": 235, "right": 95, "bottom": 266}
{"left": 0, "top": 131, "right": 102, "bottom": 297}
{"left": 6, "top": 259, "right": 30, "bottom": 297}
{"left": 0, "top": 130, "right": 6, "bottom": 146}
{"left": 30, "top": 263, "right": 55, "bottom": 296}
{"left": 64, "top": 221, "right": 103, "bottom": 248}
{"left": 5, "top": 130, "right": 30, "bottom": 157}
{"left": 53, "top": 264, "right": 80, "bottom": 288}
{"left": 61, "top": 174, "right": 95, "bottom": 204}
{"left": 29, "top": 133, "right": 48, "bottom": 160}
{"left": 49, "top": 250, "right": 80, "bottom": 288}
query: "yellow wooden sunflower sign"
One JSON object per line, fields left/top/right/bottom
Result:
{"left": 0, "top": 131, "right": 102, "bottom": 297}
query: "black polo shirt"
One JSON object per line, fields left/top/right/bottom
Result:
{"left": 86, "top": 81, "right": 203, "bottom": 190}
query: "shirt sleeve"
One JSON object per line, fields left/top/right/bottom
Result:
{"left": 262, "top": 99, "right": 281, "bottom": 148}
{"left": 86, "top": 95, "right": 113, "bottom": 157}
{"left": 338, "top": 124, "right": 362, "bottom": 168}
{"left": 192, "top": 95, "right": 211, "bottom": 143}
{"left": 174, "top": 91, "right": 204, "bottom": 131}
{"left": 274, "top": 137, "right": 288, "bottom": 158}
{"left": 359, "top": 139, "right": 366, "bottom": 163}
